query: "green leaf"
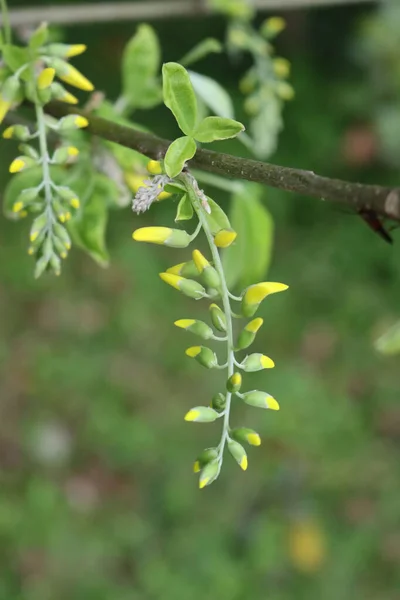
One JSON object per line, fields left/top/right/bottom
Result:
{"left": 68, "top": 184, "right": 109, "bottom": 267}
{"left": 222, "top": 183, "right": 274, "bottom": 289}
{"left": 164, "top": 136, "right": 197, "bottom": 178}
{"left": 188, "top": 70, "right": 234, "bottom": 119}
{"left": 3, "top": 167, "right": 43, "bottom": 219}
{"left": 204, "top": 197, "right": 231, "bottom": 235}
{"left": 375, "top": 321, "right": 400, "bottom": 355}
{"left": 29, "top": 23, "right": 49, "bottom": 50}
{"left": 180, "top": 38, "right": 223, "bottom": 67}
{"left": 175, "top": 193, "right": 193, "bottom": 221}
{"left": 162, "top": 62, "right": 198, "bottom": 136}
{"left": 194, "top": 116, "right": 244, "bottom": 143}
{"left": 121, "top": 24, "right": 162, "bottom": 109}
{"left": 1, "top": 45, "right": 29, "bottom": 72}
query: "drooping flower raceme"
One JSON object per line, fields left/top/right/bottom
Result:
{"left": 132, "top": 161, "right": 288, "bottom": 488}
{"left": 1, "top": 22, "right": 94, "bottom": 277}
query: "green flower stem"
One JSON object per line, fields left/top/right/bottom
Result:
{"left": 35, "top": 101, "right": 55, "bottom": 237}
{"left": 0, "top": 0, "right": 11, "bottom": 44}
{"left": 183, "top": 173, "right": 235, "bottom": 473}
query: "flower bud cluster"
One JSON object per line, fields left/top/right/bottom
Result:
{"left": 132, "top": 166, "right": 289, "bottom": 488}
{"left": 1, "top": 23, "right": 94, "bottom": 276}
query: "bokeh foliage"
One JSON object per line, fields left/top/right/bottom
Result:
{"left": 0, "top": 2, "right": 400, "bottom": 599}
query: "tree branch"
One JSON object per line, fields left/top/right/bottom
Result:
{"left": 45, "top": 101, "right": 400, "bottom": 223}
{"left": 2, "top": 0, "right": 378, "bottom": 28}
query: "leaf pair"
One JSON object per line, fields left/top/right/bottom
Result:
{"left": 162, "top": 63, "right": 245, "bottom": 178}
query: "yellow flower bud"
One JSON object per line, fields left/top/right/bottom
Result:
{"left": 184, "top": 406, "right": 220, "bottom": 422}
{"left": 241, "top": 353, "right": 275, "bottom": 371}
{"left": 228, "top": 440, "right": 248, "bottom": 471}
{"left": 242, "top": 282, "right": 288, "bottom": 317}
{"left": 241, "top": 390, "right": 279, "bottom": 410}
{"left": 273, "top": 58, "right": 291, "bottom": 79}
{"left": 159, "top": 273, "right": 206, "bottom": 299}
{"left": 57, "top": 62, "right": 94, "bottom": 92}
{"left": 133, "top": 227, "right": 191, "bottom": 248}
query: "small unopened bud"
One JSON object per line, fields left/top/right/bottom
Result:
{"left": 2, "top": 124, "right": 31, "bottom": 140}
{"left": 198, "top": 459, "right": 219, "bottom": 489}
{"left": 241, "top": 390, "right": 279, "bottom": 410}
{"left": 235, "top": 318, "right": 263, "bottom": 350}
{"left": 9, "top": 156, "right": 36, "bottom": 173}
{"left": 184, "top": 406, "right": 220, "bottom": 422}
{"left": 231, "top": 427, "right": 261, "bottom": 446}
{"left": 226, "top": 372, "right": 242, "bottom": 393}
{"left": 57, "top": 114, "right": 89, "bottom": 130}
{"left": 211, "top": 392, "right": 226, "bottom": 413}
{"left": 241, "top": 353, "right": 275, "bottom": 372}
{"left": 193, "top": 447, "right": 219, "bottom": 473}
{"left": 185, "top": 346, "right": 218, "bottom": 369}
{"left": 209, "top": 303, "right": 227, "bottom": 332}
{"left": 174, "top": 319, "right": 214, "bottom": 340}
{"left": 192, "top": 249, "right": 220, "bottom": 289}
{"left": 228, "top": 439, "right": 248, "bottom": 471}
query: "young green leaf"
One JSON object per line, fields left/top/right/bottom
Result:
{"left": 180, "top": 38, "right": 222, "bottom": 67}
{"left": 164, "top": 136, "right": 197, "bottom": 178}
{"left": 175, "top": 193, "right": 194, "bottom": 221}
{"left": 223, "top": 183, "right": 274, "bottom": 289}
{"left": 189, "top": 70, "right": 234, "bottom": 119}
{"left": 204, "top": 197, "right": 231, "bottom": 235}
{"left": 162, "top": 63, "right": 198, "bottom": 136}
{"left": 122, "top": 24, "right": 162, "bottom": 109}
{"left": 194, "top": 116, "right": 244, "bottom": 143}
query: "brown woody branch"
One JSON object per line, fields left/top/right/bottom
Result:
{"left": 2, "top": 0, "right": 379, "bottom": 28}
{"left": 45, "top": 101, "right": 400, "bottom": 223}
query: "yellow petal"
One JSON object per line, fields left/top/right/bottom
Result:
{"left": 2, "top": 126, "right": 14, "bottom": 139}
{"left": 70, "top": 198, "right": 80, "bottom": 209}
{"left": 147, "top": 160, "right": 162, "bottom": 175}
{"left": 12, "top": 201, "right": 24, "bottom": 213}
{"left": 132, "top": 227, "right": 172, "bottom": 244}
{"left": 67, "top": 146, "right": 79, "bottom": 156}
{"left": 66, "top": 44, "right": 87, "bottom": 58}
{"left": 184, "top": 409, "right": 200, "bottom": 422}
{"left": 174, "top": 319, "right": 196, "bottom": 329}
{"left": 192, "top": 249, "right": 209, "bottom": 273}
{"left": 185, "top": 346, "right": 201, "bottom": 358}
{"left": 166, "top": 262, "right": 185, "bottom": 275}
{"left": 59, "top": 91, "right": 78, "bottom": 104}
{"left": 9, "top": 158, "right": 26, "bottom": 173}
{"left": 247, "top": 433, "right": 261, "bottom": 446}
{"left": 245, "top": 282, "right": 288, "bottom": 305}
{"left": 59, "top": 64, "right": 94, "bottom": 91}
{"left": 74, "top": 116, "right": 89, "bottom": 128}
{"left": 267, "top": 396, "right": 280, "bottom": 411}
{"left": 125, "top": 172, "right": 147, "bottom": 193}
{"left": 214, "top": 229, "right": 237, "bottom": 248}
{"left": 231, "top": 373, "right": 242, "bottom": 386}
{"left": 38, "top": 67, "right": 56, "bottom": 90}
{"left": 193, "top": 461, "right": 201, "bottom": 473}
{"left": 199, "top": 475, "right": 210, "bottom": 489}
{"left": 260, "top": 355, "right": 275, "bottom": 369}
{"left": 159, "top": 272, "right": 183, "bottom": 290}
{"left": 239, "top": 455, "right": 248, "bottom": 471}
{"left": 245, "top": 317, "right": 263, "bottom": 333}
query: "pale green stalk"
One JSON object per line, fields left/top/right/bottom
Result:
{"left": 183, "top": 174, "right": 235, "bottom": 474}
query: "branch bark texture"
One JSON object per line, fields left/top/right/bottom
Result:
{"left": 46, "top": 101, "right": 400, "bottom": 223}
{"left": 2, "top": 0, "right": 379, "bottom": 28}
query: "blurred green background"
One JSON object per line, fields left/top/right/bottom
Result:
{"left": 1, "top": 1, "right": 400, "bottom": 599}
